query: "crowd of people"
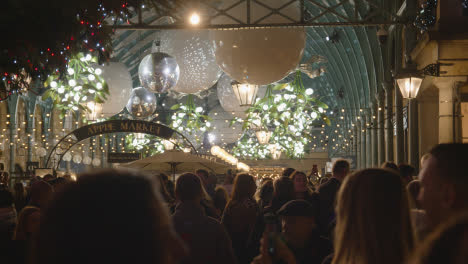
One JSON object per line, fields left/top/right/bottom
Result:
{"left": 0, "top": 143, "right": 467, "bottom": 264}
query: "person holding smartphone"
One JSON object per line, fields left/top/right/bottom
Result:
{"left": 252, "top": 199, "right": 332, "bottom": 264}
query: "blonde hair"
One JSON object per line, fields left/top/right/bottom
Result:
{"left": 332, "top": 169, "right": 414, "bottom": 264}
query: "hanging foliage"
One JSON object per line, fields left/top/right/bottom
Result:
{"left": 125, "top": 134, "right": 165, "bottom": 158}
{"left": 414, "top": 0, "right": 438, "bottom": 33}
{"left": 235, "top": 71, "right": 330, "bottom": 159}
{"left": 169, "top": 94, "right": 212, "bottom": 143}
{"left": 42, "top": 53, "right": 109, "bottom": 120}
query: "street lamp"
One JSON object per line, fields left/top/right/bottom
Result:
{"left": 396, "top": 74, "right": 423, "bottom": 99}
{"left": 231, "top": 81, "right": 259, "bottom": 106}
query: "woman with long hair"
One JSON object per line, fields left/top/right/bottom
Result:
{"left": 32, "top": 169, "right": 186, "bottom": 264}
{"left": 256, "top": 179, "right": 274, "bottom": 210}
{"left": 267, "top": 177, "right": 295, "bottom": 214}
{"left": 290, "top": 171, "right": 315, "bottom": 202}
{"left": 331, "top": 168, "right": 414, "bottom": 264}
{"left": 14, "top": 206, "right": 40, "bottom": 241}
{"left": 222, "top": 174, "right": 258, "bottom": 264}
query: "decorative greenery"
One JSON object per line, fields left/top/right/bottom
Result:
{"left": 170, "top": 94, "right": 212, "bottom": 143}
{"left": 234, "top": 71, "right": 330, "bottom": 159}
{"left": 414, "top": 0, "right": 438, "bottom": 33}
{"left": 125, "top": 134, "right": 165, "bottom": 158}
{"left": 42, "top": 53, "right": 109, "bottom": 120}
{"left": 232, "top": 135, "right": 270, "bottom": 159}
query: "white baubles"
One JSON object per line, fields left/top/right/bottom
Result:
{"left": 126, "top": 87, "right": 157, "bottom": 120}
{"left": 208, "top": 106, "right": 243, "bottom": 144}
{"left": 138, "top": 52, "right": 179, "bottom": 93}
{"left": 211, "top": 28, "right": 305, "bottom": 85}
{"left": 62, "top": 152, "right": 72, "bottom": 162}
{"left": 83, "top": 156, "right": 92, "bottom": 165}
{"left": 217, "top": 74, "right": 267, "bottom": 118}
{"left": 92, "top": 158, "right": 101, "bottom": 167}
{"left": 99, "top": 62, "right": 133, "bottom": 117}
{"left": 159, "top": 30, "right": 222, "bottom": 94}
{"left": 209, "top": 0, "right": 305, "bottom": 85}
{"left": 73, "top": 154, "right": 83, "bottom": 164}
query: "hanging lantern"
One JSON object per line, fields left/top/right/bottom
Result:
{"left": 163, "top": 140, "right": 175, "bottom": 150}
{"left": 396, "top": 75, "right": 423, "bottom": 99}
{"left": 268, "top": 144, "right": 282, "bottom": 160}
{"left": 255, "top": 130, "right": 272, "bottom": 145}
{"left": 231, "top": 81, "right": 259, "bottom": 106}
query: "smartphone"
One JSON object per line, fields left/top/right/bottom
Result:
{"left": 264, "top": 213, "right": 278, "bottom": 256}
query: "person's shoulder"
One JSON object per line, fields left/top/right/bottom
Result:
{"left": 318, "top": 178, "right": 339, "bottom": 192}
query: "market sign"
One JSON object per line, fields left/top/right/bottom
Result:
{"left": 72, "top": 120, "right": 174, "bottom": 141}
{"left": 108, "top": 153, "right": 141, "bottom": 163}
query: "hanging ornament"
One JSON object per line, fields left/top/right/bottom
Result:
{"left": 92, "top": 158, "right": 101, "bottom": 167}
{"left": 159, "top": 30, "right": 222, "bottom": 95}
{"left": 62, "top": 152, "right": 72, "bottom": 162}
{"left": 126, "top": 87, "right": 157, "bottom": 120}
{"left": 98, "top": 62, "right": 133, "bottom": 118}
{"left": 138, "top": 52, "right": 180, "bottom": 93}
{"left": 217, "top": 74, "right": 268, "bottom": 118}
{"left": 83, "top": 156, "right": 92, "bottom": 165}
{"left": 73, "top": 154, "right": 83, "bottom": 164}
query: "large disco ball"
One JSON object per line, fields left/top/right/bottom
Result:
{"left": 159, "top": 30, "right": 222, "bottom": 94}
{"left": 138, "top": 52, "right": 179, "bottom": 93}
{"left": 126, "top": 87, "right": 157, "bottom": 120}
{"left": 99, "top": 62, "right": 133, "bottom": 117}
{"left": 209, "top": 0, "right": 305, "bottom": 85}
{"left": 217, "top": 74, "right": 267, "bottom": 118}
{"left": 208, "top": 105, "right": 243, "bottom": 144}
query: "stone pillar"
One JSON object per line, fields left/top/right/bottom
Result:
{"left": 360, "top": 116, "right": 367, "bottom": 169}
{"left": 395, "top": 85, "right": 405, "bottom": 165}
{"left": 366, "top": 114, "right": 372, "bottom": 168}
{"left": 355, "top": 121, "right": 361, "bottom": 169}
{"left": 377, "top": 91, "right": 385, "bottom": 166}
{"left": 384, "top": 83, "right": 394, "bottom": 162}
{"left": 9, "top": 127, "right": 15, "bottom": 181}
{"left": 371, "top": 105, "right": 378, "bottom": 167}
{"left": 434, "top": 77, "right": 467, "bottom": 143}
{"left": 408, "top": 99, "right": 419, "bottom": 171}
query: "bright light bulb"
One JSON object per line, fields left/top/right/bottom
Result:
{"left": 96, "top": 83, "right": 103, "bottom": 89}
{"left": 85, "top": 54, "right": 92, "bottom": 61}
{"left": 195, "top": 107, "right": 203, "bottom": 113}
{"left": 88, "top": 74, "right": 95, "bottom": 81}
{"left": 318, "top": 107, "right": 324, "bottom": 113}
{"left": 189, "top": 13, "right": 201, "bottom": 25}
{"left": 67, "top": 68, "right": 75, "bottom": 75}
{"left": 94, "top": 68, "right": 102, "bottom": 75}
{"left": 50, "top": 81, "right": 57, "bottom": 88}
{"left": 311, "top": 112, "right": 318, "bottom": 119}
{"left": 58, "top": 87, "right": 65, "bottom": 94}
{"left": 68, "top": 79, "right": 77, "bottom": 87}
{"left": 305, "top": 88, "right": 314, "bottom": 95}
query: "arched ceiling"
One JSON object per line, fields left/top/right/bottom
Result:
{"left": 110, "top": 0, "right": 390, "bottom": 156}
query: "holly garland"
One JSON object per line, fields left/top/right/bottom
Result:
{"left": 169, "top": 94, "right": 212, "bottom": 143}
{"left": 234, "top": 71, "right": 330, "bottom": 159}
{"left": 0, "top": 0, "right": 195, "bottom": 97}
{"left": 42, "top": 53, "right": 109, "bottom": 120}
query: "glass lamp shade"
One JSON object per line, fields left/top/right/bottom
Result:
{"left": 84, "top": 102, "right": 103, "bottom": 121}
{"left": 162, "top": 140, "right": 175, "bottom": 150}
{"left": 268, "top": 144, "right": 281, "bottom": 160}
{"left": 231, "top": 81, "right": 259, "bottom": 106}
{"left": 396, "top": 76, "right": 423, "bottom": 99}
{"left": 255, "top": 130, "right": 272, "bottom": 145}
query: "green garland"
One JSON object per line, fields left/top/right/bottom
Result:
{"left": 125, "top": 134, "right": 165, "bottom": 158}
{"left": 42, "top": 53, "right": 109, "bottom": 120}
{"left": 170, "top": 94, "right": 212, "bottom": 144}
